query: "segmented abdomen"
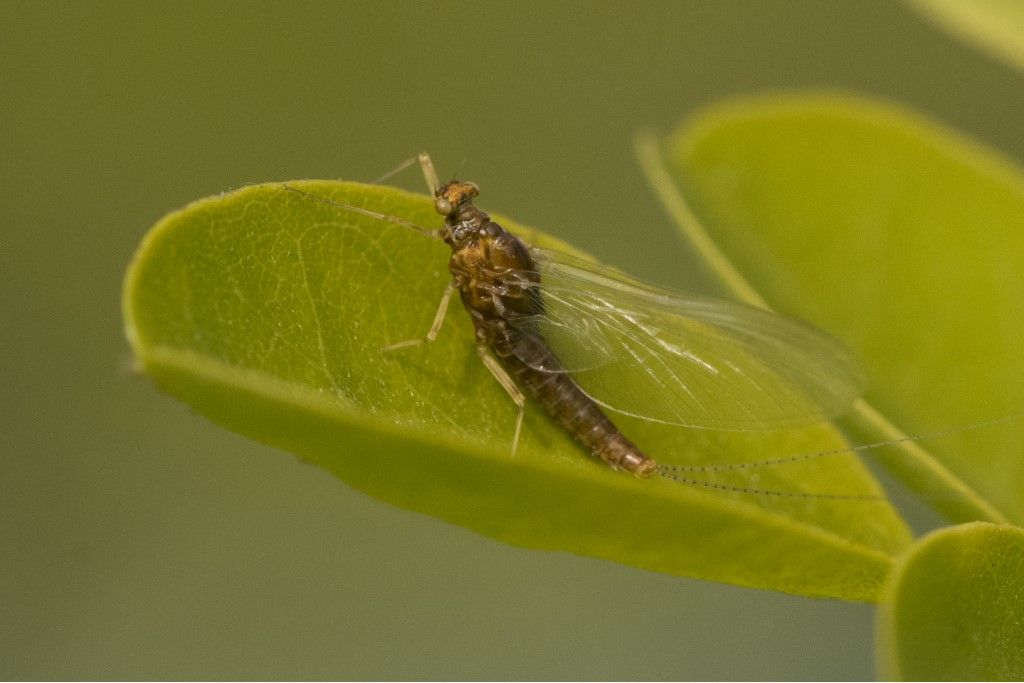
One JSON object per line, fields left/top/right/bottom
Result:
{"left": 490, "top": 326, "right": 657, "bottom": 476}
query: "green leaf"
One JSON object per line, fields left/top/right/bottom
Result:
{"left": 877, "top": 523, "right": 1024, "bottom": 679}
{"left": 905, "top": 0, "right": 1024, "bottom": 72}
{"left": 123, "top": 180, "right": 911, "bottom": 601}
{"left": 641, "top": 94, "right": 1024, "bottom": 525}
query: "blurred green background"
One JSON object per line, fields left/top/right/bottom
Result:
{"left": 3, "top": 2, "right": 1022, "bottom": 679}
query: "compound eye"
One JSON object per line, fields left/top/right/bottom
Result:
{"left": 466, "top": 181, "right": 480, "bottom": 195}
{"left": 434, "top": 196, "right": 453, "bottom": 215}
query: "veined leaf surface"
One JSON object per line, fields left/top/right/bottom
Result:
{"left": 123, "top": 180, "right": 911, "bottom": 601}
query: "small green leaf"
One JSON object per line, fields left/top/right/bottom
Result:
{"left": 643, "top": 94, "right": 1024, "bottom": 525}
{"left": 905, "top": 0, "right": 1024, "bottom": 72}
{"left": 877, "top": 523, "right": 1024, "bottom": 679}
{"left": 123, "top": 181, "right": 910, "bottom": 600}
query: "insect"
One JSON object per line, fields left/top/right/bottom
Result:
{"left": 284, "top": 153, "right": 877, "bottom": 496}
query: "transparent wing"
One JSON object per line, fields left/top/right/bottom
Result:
{"left": 503, "top": 248, "right": 865, "bottom": 430}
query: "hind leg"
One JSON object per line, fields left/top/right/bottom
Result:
{"left": 476, "top": 345, "right": 526, "bottom": 457}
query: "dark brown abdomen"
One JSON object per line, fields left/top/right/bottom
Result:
{"left": 491, "top": 328, "right": 657, "bottom": 476}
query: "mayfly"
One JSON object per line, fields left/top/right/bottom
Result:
{"left": 284, "top": 153, "right": 867, "bottom": 490}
